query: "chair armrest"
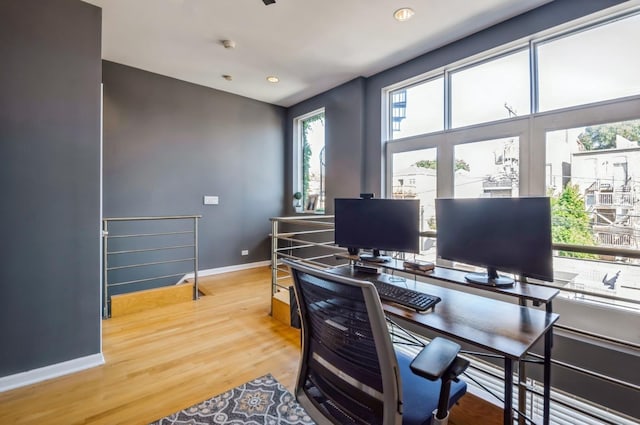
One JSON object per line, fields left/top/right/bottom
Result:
{"left": 410, "top": 337, "right": 461, "bottom": 381}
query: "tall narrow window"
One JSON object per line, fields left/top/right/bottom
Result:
{"left": 294, "top": 109, "right": 325, "bottom": 212}
{"left": 545, "top": 119, "right": 640, "bottom": 305}
{"left": 392, "top": 148, "right": 438, "bottom": 261}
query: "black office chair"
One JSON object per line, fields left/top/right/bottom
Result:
{"left": 285, "top": 260, "right": 468, "bottom": 425}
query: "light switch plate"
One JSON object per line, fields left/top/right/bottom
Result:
{"left": 204, "top": 196, "right": 219, "bottom": 205}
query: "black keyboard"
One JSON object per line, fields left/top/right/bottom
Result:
{"left": 372, "top": 280, "right": 441, "bottom": 312}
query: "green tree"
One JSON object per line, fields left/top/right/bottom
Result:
{"left": 577, "top": 120, "right": 640, "bottom": 150}
{"left": 414, "top": 159, "right": 436, "bottom": 169}
{"left": 414, "top": 159, "right": 470, "bottom": 171}
{"left": 550, "top": 184, "right": 596, "bottom": 258}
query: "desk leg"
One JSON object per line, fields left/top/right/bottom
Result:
{"left": 543, "top": 328, "right": 553, "bottom": 425}
{"left": 504, "top": 358, "right": 513, "bottom": 425}
{"left": 518, "top": 361, "right": 526, "bottom": 425}
{"left": 517, "top": 299, "right": 527, "bottom": 425}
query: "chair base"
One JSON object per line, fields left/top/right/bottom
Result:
{"left": 432, "top": 410, "right": 450, "bottom": 425}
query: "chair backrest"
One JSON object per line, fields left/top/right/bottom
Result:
{"left": 285, "top": 260, "right": 402, "bottom": 425}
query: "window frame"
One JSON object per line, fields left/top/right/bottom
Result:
{"left": 382, "top": 8, "right": 640, "bottom": 313}
{"left": 293, "top": 107, "right": 325, "bottom": 213}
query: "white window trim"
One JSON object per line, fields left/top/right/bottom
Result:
{"left": 293, "top": 107, "right": 325, "bottom": 211}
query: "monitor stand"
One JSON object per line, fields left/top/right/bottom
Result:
{"left": 465, "top": 267, "right": 514, "bottom": 287}
{"left": 359, "top": 249, "right": 391, "bottom": 263}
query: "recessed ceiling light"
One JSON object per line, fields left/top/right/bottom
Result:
{"left": 266, "top": 76, "right": 279, "bottom": 83}
{"left": 394, "top": 7, "right": 415, "bottom": 22}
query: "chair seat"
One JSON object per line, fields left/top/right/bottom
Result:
{"left": 396, "top": 349, "right": 467, "bottom": 425}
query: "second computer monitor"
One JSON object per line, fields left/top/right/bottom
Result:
{"left": 334, "top": 198, "right": 420, "bottom": 262}
{"left": 435, "top": 197, "right": 553, "bottom": 286}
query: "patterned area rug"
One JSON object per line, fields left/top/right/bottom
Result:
{"left": 150, "top": 374, "right": 315, "bottom": 425}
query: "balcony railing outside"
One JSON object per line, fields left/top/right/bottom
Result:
{"left": 592, "top": 191, "right": 634, "bottom": 207}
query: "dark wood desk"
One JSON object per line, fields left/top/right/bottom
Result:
{"left": 338, "top": 255, "right": 560, "bottom": 311}
{"left": 328, "top": 265, "right": 559, "bottom": 425}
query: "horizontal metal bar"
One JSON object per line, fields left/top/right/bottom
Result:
{"left": 522, "top": 383, "right": 627, "bottom": 425}
{"left": 271, "top": 215, "right": 334, "bottom": 221}
{"left": 553, "top": 242, "right": 640, "bottom": 260}
{"left": 276, "top": 251, "right": 337, "bottom": 264}
{"left": 107, "top": 257, "right": 196, "bottom": 271}
{"left": 419, "top": 230, "right": 437, "bottom": 238}
{"left": 529, "top": 280, "right": 640, "bottom": 306}
{"left": 276, "top": 252, "right": 337, "bottom": 269}
{"left": 527, "top": 351, "right": 639, "bottom": 392}
{"left": 103, "top": 215, "right": 202, "bottom": 221}
{"left": 275, "top": 236, "right": 339, "bottom": 248}
{"left": 107, "top": 273, "right": 186, "bottom": 287}
{"left": 274, "top": 241, "right": 339, "bottom": 252}
{"left": 270, "top": 228, "right": 334, "bottom": 238}
{"left": 275, "top": 220, "right": 334, "bottom": 229}
{"left": 554, "top": 324, "right": 640, "bottom": 351}
{"left": 107, "top": 230, "right": 194, "bottom": 239}
{"left": 419, "top": 229, "right": 640, "bottom": 260}
{"left": 107, "top": 244, "right": 195, "bottom": 255}
{"left": 276, "top": 216, "right": 639, "bottom": 260}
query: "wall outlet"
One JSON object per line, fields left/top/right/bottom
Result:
{"left": 204, "top": 195, "right": 219, "bottom": 205}
{"left": 241, "top": 250, "right": 249, "bottom": 256}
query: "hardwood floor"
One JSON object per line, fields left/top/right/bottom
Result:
{"left": 0, "top": 266, "right": 500, "bottom": 424}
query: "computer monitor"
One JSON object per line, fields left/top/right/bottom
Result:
{"left": 435, "top": 197, "right": 553, "bottom": 286}
{"left": 334, "top": 198, "right": 420, "bottom": 262}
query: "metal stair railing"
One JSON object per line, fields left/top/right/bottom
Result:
{"left": 102, "top": 215, "right": 201, "bottom": 318}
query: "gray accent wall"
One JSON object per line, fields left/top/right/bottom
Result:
{"left": 0, "top": 0, "right": 102, "bottom": 376}
{"left": 102, "top": 61, "right": 285, "bottom": 271}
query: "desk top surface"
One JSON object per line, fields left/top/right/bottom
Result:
{"left": 339, "top": 256, "right": 559, "bottom": 304}
{"left": 328, "top": 265, "right": 559, "bottom": 359}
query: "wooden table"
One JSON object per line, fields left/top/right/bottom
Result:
{"left": 328, "top": 264, "right": 560, "bottom": 425}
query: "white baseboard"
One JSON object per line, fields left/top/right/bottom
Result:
{"left": 0, "top": 352, "right": 105, "bottom": 393}
{"left": 178, "top": 260, "right": 271, "bottom": 282}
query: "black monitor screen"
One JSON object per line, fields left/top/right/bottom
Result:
{"left": 335, "top": 198, "right": 420, "bottom": 255}
{"left": 435, "top": 197, "right": 553, "bottom": 284}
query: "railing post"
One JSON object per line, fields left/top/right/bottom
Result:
{"left": 193, "top": 216, "right": 199, "bottom": 300}
{"left": 102, "top": 220, "right": 109, "bottom": 319}
{"left": 270, "top": 218, "right": 279, "bottom": 315}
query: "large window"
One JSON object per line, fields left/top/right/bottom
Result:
{"left": 390, "top": 77, "right": 444, "bottom": 140}
{"left": 537, "top": 13, "right": 640, "bottom": 112}
{"left": 294, "top": 109, "right": 325, "bottom": 213}
{"left": 384, "top": 10, "right": 640, "bottom": 311}
{"left": 546, "top": 119, "right": 640, "bottom": 308}
{"left": 451, "top": 49, "right": 530, "bottom": 128}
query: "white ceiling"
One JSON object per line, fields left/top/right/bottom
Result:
{"left": 84, "top": 0, "right": 552, "bottom": 107}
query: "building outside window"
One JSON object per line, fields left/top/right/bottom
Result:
{"left": 546, "top": 119, "right": 640, "bottom": 307}
{"left": 454, "top": 137, "right": 519, "bottom": 198}
{"left": 294, "top": 109, "right": 325, "bottom": 213}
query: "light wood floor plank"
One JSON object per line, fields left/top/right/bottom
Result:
{"left": 0, "top": 266, "right": 499, "bottom": 425}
